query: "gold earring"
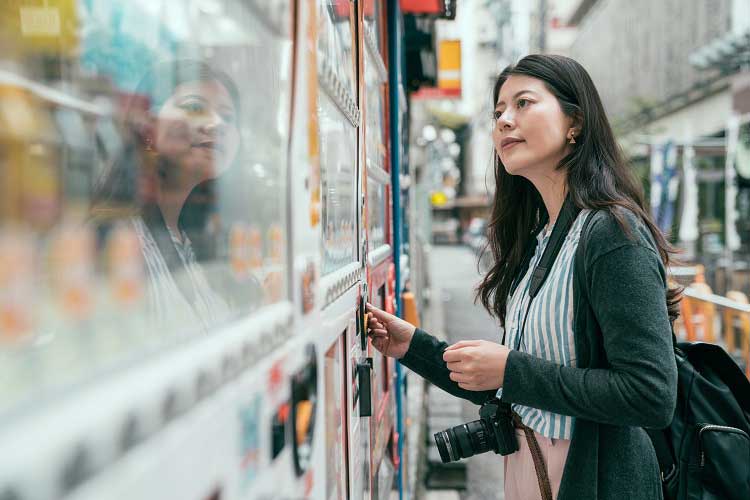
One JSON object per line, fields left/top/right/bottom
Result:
{"left": 569, "top": 134, "right": 576, "bottom": 144}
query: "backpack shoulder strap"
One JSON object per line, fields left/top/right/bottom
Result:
{"left": 646, "top": 427, "right": 677, "bottom": 484}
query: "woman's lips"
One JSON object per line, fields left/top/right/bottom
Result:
{"left": 502, "top": 140, "right": 524, "bottom": 151}
{"left": 193, "top": 142, "right": 224, "bottom": 153}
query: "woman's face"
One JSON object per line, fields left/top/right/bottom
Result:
{"left": 153, "top": 79, "right": 240, "bottom": 183}
{"left": 492, "top": 74, "right": 574, "bottom": 178}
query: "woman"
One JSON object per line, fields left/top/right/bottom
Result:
{"left": 366, "top": 54, "right": 679, "bottom": 499}
{"left": 92, "top": 60, "right": 245, "bottom": 332}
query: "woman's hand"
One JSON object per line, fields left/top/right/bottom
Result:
{"left": 442, "top": 340, "right": 510, "bottom": 391}
{"left": 365, "top": 303, "right": 416, "bottom": 359}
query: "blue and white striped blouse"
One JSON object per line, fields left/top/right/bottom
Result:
{"left": 497, "top": 209, "right": 591, "bottom": 440}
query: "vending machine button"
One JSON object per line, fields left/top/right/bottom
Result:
{"left": 195, "top": 371, "right": 214, "bottom": 400}
{"left": 241, "top": 341, "right": 253, "bottom": 367}
{"left": 274, "top": 323, "right": 286, "bottom": 348}
{"left": 162, "top": 388, "right": 179, "bottom": 423}
{"left": 119, "top": 413, "right": 141, "bottom": 452}
{"left": 0, "top": 486, "right": 21, "bottom": 500}
{"left": 221, "top": 354, "right": 238, "bottom": 382}
{"left": 59, "top": 444, "right": 92, "bottom": 493}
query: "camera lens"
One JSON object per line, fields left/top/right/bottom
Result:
{"left": 434, "top": 428, "right": 458, "bottom": 463}
{"left": 434, "top": 419, "right": 493, "bottom": 463}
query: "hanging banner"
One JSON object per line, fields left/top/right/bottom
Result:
{"left": 649, "top": 143, "right": 664, "bottom": 224}
{"left": 678, "top": 141, "right": 699, "bottom": 245}
{"left": 661, "top": 141, "right": 680, "bottom": 234}
{"left": 411, "top": 39, "right": 461, "bottom": 100}
{"left": 400, "top": 0, "right": 456, "bottom": 19}
{"left": 401, "top": 0, "right": 442, "bottom": 12}
{"left": 736, "top": 120, "right": 750, "bottom": 181}
{"left": 650, "top": 141, "right": 679, "bottom": 234}
{"left": 437, "top": 39, "right": 461, "bottom": 93}
{"left": 725, "top": 115, "right": 741, "bottom": 252}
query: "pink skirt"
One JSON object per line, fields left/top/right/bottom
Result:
{"left": 503, "top": 428, "right": 571, "bottom": 500}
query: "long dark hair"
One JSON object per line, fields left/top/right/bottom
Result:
{"left": 476, "top": 54, "right": 682, "bottom": 327}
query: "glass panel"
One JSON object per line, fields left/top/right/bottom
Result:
{"left": 318, "top": 0, "right": 356, "bottom": 99}
{"left": 364, "top": 49, "right": 387, "bottom": 173}
{"left": 363, "top": 0, "right": 383, "bottom": 55}
{"left": 364, "top": 46, "right": 388, "bottom": 252}
{"left": 0, "top": 0, "right": 292, "bottom": 414}
{"left": 367, "top": 178, "right": 386, "bottom": 251}
{"left": 319, "top": 92, "right": 358, "bottom": 275}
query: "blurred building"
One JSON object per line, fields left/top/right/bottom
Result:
{"left": 557, "top": 0, "right": 750, "bottom": 293}
{"left": 528, "top": 0, "right": 580, "bottom": 55}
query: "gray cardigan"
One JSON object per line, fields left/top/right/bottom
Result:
{"left": 401, "top": 208, "right": 678, "bottom": 500}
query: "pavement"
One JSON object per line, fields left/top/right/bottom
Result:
{"left": 420, "top": 245, "right": 505, "bottom": 500}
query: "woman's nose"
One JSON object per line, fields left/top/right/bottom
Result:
{"left": 497, "top": 111, "right": 515, "bottom": 129}
{"left": 201, "top": 111, "right": 225, "bottom": 134}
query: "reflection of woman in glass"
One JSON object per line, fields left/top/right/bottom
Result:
{"left": 93, "top": 60, "right": 242, "bottom": 332}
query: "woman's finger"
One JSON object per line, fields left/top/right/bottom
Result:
{"left": 366, "top": 303, "right": 395, "bottom": 322}
{"left": 442, "top": 349, "right": 466, "bottom": 363}
{"left": 445, "top": 340, "right": 481, "bottom": 351}
{"left": 366, "top": 321, "right": 384, "bottom": 331}
{"left": 368, "top": 318, "right": 384, "bottom": 330}
{"left": 457, "top": 382, "right": 480, "bottom": 391}
{"left": 372, "top": 338, "right": 388, "bottom": 353}
{"left": 449, "top": 371, "right": 472, "bottom": 383}
{"left": 369, "top": 329, "right": 388, "bottom": 337}
{"left": 446, "top": 361, "right": 462, "bottom": 372}
{"left": 367, "top": 313, "right": 381, "bottom": 326}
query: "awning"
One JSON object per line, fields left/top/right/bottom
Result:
{"left": 689, "top": 29, "right": 750, "bottom": 74}
{"left": 400, "top": 0, "right": 456, "bottom": 19}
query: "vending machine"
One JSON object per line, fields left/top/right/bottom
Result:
{"left": 0, "top": 1, "right": 299, "bottom": 498}
{"left": 360, "top": 1, "right": 399, "bottom": 498}
{"left": 0, "top": 1, "right": 425, "bottom": 499}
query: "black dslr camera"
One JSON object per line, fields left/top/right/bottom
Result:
{"left": 433, "top": 398, "right": 519, "bottom": 463}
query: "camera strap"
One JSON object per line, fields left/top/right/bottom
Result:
{"left": 528, "top": 195, "right": 580, "bottom": 300}
{"left": 512, "top": 412, "right": 554, "bottom": 500}
{"left": 506, "top": 195, "right": 581, "bottom": 350}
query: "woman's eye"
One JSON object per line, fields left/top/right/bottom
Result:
{"left": 517, "top": 98, "right": 529, "bottom": 109}
{"left": 180, "top": 101, "right": 206, "bottom": 114}
{"left": 493, "top": 110, "right": 503, "bottom": 120}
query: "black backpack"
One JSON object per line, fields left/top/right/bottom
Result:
{"left": 647, "top": 340, "right": 750, "bottom": 500}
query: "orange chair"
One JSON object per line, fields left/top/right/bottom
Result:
{"left": 682, "top": 282, "right": 716, "bottom": 343}
{"left": 723, "top": 291, "right": 750, "bottom": 378}
{"left": 402, "top": 291, "right": 420, "bottom": 329}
